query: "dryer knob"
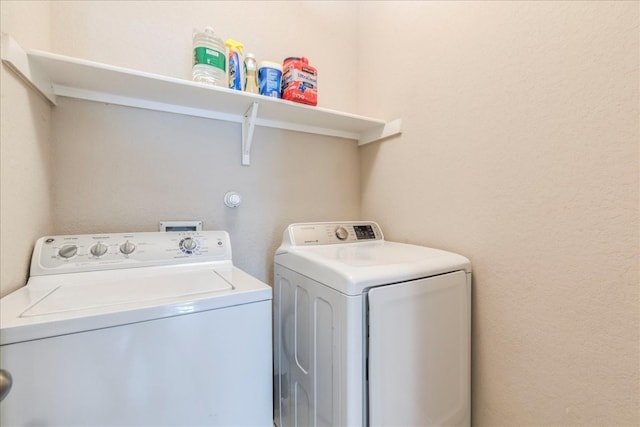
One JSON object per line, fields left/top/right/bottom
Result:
{"left": 120, "top": 240, "right": 136, "bottom": 255}
{"left": 335, "top": 227, "right": 349, "bottom": 240}
{"left": 58, "top": 244, "right": 78, "bottom": 259}
{"left": 90, "top": 242, "right": 108, "bottom": 257}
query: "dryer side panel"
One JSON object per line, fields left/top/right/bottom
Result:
{"left": 368, "top": 270, "right": 471, "bottom": 427}
{"left": 274, "top": 266, "right": 365, "bottom": 427}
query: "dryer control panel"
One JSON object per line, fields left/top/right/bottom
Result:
{"left": 285, "top": 221, "right": 383, "bottom": 246}
{"left": 31, "top": 231, "right": 232, "bottom": 276}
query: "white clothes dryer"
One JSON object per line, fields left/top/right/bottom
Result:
{"left": 274, "top": 221, "right": 471, "bottom": 427}
{"left": 0, "top": 230, "right": 272, "bottom": 426}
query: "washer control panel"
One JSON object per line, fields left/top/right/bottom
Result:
{"left": 32, "top": 231, "right": 232, "bottom": 276}
{"left": 287, "top": 222, "right": 383, "bottom": 246}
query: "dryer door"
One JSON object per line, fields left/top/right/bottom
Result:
{"left": 367, "top": 270, "right": 470, "bottom": 427}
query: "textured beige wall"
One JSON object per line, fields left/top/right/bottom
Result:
{"left": 2, "top": 1, "right": 638, "bottom": 424}
{"left": 358, "top": 1, "right": 639, "bottom": 425}
{"left": 1, "top": 1, "right": 360, "bottom": 294}
{"left": 0, "top": 1, "right": 53, "bottom": 296}
{"left": 45, "top": 1, "right": 361, "bottom": 284}
{"left": 51, "top": 98, "right": 360, "bottom": 283}
{"left": 49, "top": 0, "right": 357, "bottom": 112}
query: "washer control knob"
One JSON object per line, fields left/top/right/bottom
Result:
{"left": 335, "top": 227, "right": 349, "bottom": 241}
{"left": 58, "top": 244, "right": 78, "bottom": 259}
{"left": 181, "top": 237, "right": 197, "bottom": 251}
{"left": 90, "top": 242, "right": 108, "bottom": 257}
{"left": 120, "top": 240, "right": 136, "bottom": 255}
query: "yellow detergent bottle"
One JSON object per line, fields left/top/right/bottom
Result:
{"left": 225, "top": 39, "right": 244, "bottom": 90}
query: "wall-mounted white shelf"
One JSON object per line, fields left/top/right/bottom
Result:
{"left": 1, "top": 33, "right": 401, "bottom": 165}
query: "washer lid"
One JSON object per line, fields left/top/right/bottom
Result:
{"left": 0, "top": 264, "right": 271, "bottom": 345}
{"left": 275, "top": 240, "right": 471, "bottom": 295}
{"left": 21, "top": 269, "right": 232, "bottom": 318}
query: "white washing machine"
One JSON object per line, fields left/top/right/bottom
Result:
{"left": 0, "top": 230, "right": 272, "bottom": 426}
{"left": 274, "top": 221, "right": 471, "bottom": 427}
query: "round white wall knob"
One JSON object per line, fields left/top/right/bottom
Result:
{"left": 224, "top": 192, "right": 242, "bottom": 208}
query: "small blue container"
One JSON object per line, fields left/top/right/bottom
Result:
{"left": 258, "top": 61, "right": 283, "bottom": 98}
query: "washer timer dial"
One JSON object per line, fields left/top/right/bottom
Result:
{"left": 58, "top": 244, "right": 78, "bottom": 259}
{"left": 120, "top": 240, "right": 136, "bottom": 255}
{"left": 179, "top": 237, "right": 199, "bottom": 254}
{"left": 90, "top": 242, "right": 108, "bottom": 257}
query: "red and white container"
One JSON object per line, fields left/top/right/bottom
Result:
{"left": 282, "top": 56, "right": 317, "bottom": 106}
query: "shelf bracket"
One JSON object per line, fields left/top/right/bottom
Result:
{"left": 1, "top": 33, "right": 56, "bottom": 105}
{"left": 242, "top": 102, "right": 259, "bottom": 166}
{"left": 358, "top": 118, "right": 402, "bottom": 146}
